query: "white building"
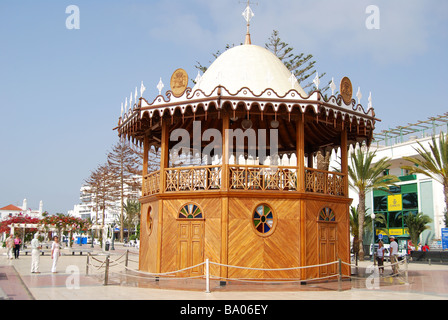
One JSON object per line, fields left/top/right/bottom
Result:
{"left": 68, "top": 180, "right": 141, "bottom": 228}
{"left": 352, "top": 113, "right": 447, "bottom": 251}
{"left": 0, "top": 199, "right": 44, "bottom": 220}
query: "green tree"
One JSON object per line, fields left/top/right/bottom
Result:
{"left": 401, "top": 132, "right": 448, "bottom": 212}
{"left": 265, "top": 30, "right": 330, "bottom": 94}
{"left": 123, "top": 199, "right": 141, "bottom": 240}
{"left": 405, "top": 212, "right": 432, "bottom": 248}
{"left": 348, "top": 148, "right": 398, "bottom": 260}
{"left": 349, "top": 206, "right": 386, "bottom": 259}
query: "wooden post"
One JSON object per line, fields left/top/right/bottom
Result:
{"left": 125, "top": 249, "right": 129, "bottom": 268}
{"left": 296, "top": 115, "right": 305, "bottom": 192}
{"left": 340, "top": 127, "right": 349, "bottom": 197}
{"left": 104, "top": 255, "right": 110, "bottom": 286}
{"left": 142, "top": 135, "right": 149, "bottom": 196}
{"left": 159, "top": 119, "right": 169, "bottom": 194}
{"left": 221, "top": 110, "right": 230, "bottom": 279}
{"left": 221, "top": 111, "right": 230, "bottom": 191}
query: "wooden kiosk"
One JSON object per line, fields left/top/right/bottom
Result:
{"left": 117, "top": 31, "right": 376, "bottom": 281}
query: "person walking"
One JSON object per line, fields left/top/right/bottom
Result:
{"left": 5, "top": 234, "right": 14, "bottom": 260}
{"left": 51, "top": 236, "right": 61, "bottom": 273}
{"left": 30, "top": 233, "right": 41, "bottom": 273}
{"left": 376, "top": 240, "right": 386, "bottom": 274}
{"left": 389, "top": 236, "right": 399, "bottom": 276}
{"left": 13, "top": 234, "right": 21, "bottom": 259}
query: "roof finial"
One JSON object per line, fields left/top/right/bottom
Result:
{"left": 242, "top": 0, "right": 255, "bottom": 45}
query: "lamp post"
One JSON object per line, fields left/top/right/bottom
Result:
{"left": 371, "top": 213, "right": 376, "bottom": 262}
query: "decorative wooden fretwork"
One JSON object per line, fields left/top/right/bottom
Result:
{"left": 142, "top": 165, "right": 345, "bottom": 197}
{"left": 143, "top": 171, "right": 160, "bottom": 196}
{"left": 305, "top": 168, "right": 345, "bottom": 196}
{"left": 165, "top": 166, "right": 222, "bottom": 192}
{"left": 230, "top": 165, "right": 298, "bottom": 191}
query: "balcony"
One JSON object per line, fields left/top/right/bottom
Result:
{"left": 142, "top": 165, "right": 346, "bottom": 198}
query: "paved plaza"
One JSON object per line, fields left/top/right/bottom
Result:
{"left": 1, "top": 243, "right": 448, "bottom": 301}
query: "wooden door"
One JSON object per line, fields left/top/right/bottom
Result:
{"left": 177, "top": 221, "right": 204, "bottom": 276}
{"left": 318, "top": 223, "right": 337, "bottom": 277}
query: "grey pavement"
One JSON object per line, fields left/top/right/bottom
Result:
{"left": 1, "top": 243, "right": 448, "bottom": 300}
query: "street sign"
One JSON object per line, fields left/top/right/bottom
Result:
{"left": 442, "top": 228, "right": 448, "bottom": 250}
{"left": 378, "top": 233, "right": 383, "bottom": 240}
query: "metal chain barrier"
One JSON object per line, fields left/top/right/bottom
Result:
{"left": 86, "top": 251, "right": 410, "bottom": 291}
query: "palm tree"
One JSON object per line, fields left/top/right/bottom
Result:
{"left": 123, "top": 199, "right": 141, "bottom": 240}
{"left": 348, "top": 147, "right": 399, "bottom": 260}
{"left": 349, "top": 206, "right": 386, "bottom": 260}
{"left": 401, "top": 132, "right": 448, "bottom": 211}
{"left": 405, "top": 212, "right": 432, "bottom": 248}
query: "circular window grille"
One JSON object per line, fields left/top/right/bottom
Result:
{"left": 178, "top": 203, "right": 203, "bottom": 219}
{"left": 253, "top": 204, "right": 275, "bottom": 235}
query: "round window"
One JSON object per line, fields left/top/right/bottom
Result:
{"left": 253, "top": 204, "right": 276, "bottom": 236}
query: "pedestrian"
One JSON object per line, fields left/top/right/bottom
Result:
{"left": 389, "top": 236, "right": 399, "bottom": 276}
{"left": 51, "top": 236, "right": 61, "bottom": 273}
{"left": 30, "top": 233, "right": 41, "bottom": 274}
{"left": 422, "top": 243, "right": 430, "bottom": 252}
{"left": 5, "top": 234, "right": 14, "bottom": 260}
{"left": 13, "top": 234, "right": 21, "bottom": 259}
{"left": 376, "top": 240, "right": 387, "bottom": 274}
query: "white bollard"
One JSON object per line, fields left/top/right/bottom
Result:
{"left": 205, "top": 259, "right": 211, "bottom": 293}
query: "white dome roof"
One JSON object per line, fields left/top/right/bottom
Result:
{"left": 192, "top": 44, "right": 307, "bottom": 97}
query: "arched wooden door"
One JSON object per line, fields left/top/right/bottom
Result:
{"left": 176, "top": 203, "right": 204, "bottom": 277}
{"left": 318, "top": 207, "right": 337, "bottom": 277}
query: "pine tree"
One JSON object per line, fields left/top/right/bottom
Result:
{"left": 107, "top": 139, "right": 142, "bottom": 242}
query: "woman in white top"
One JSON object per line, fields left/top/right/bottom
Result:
{"left": 51, "top": 236, "right": 61, "bottom": 273}
{"left": 376, "top": 240, "right": 387, "bottom": 274}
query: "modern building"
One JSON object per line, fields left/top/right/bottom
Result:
{"left": 68, "top": 181, "right": 141, "bottom": 228}
{"left": 359, "top": 113, "right": 448, "bottom": 252}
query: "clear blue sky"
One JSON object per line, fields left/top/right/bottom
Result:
{"left": 1, "top": 0, "right": 447, "bottom": 214}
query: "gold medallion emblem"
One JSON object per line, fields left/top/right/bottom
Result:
{"left": 170, "top": 68, "right": 188, "bottom": 98}
{"left": 340, "top": 77, "right": 353, "bottom": 105}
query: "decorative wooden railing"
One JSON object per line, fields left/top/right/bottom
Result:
{"left": 305, "top": 168, "right": 345, "bottom": 196}
{"left": 142, "top": 165, "right": 346, "bottom": 197}
{"left": 165, "top": 165, "right": 222, "bottom": 192}
{"left": 143, "top": 170, "right": 160, "bottom": 196}
{"left": 229, "top": 165, "right": 298, "bottom": 191}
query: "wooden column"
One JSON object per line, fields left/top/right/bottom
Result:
{"left": 340, "top": 127, "right": 349, "bottom": 197}
{"left": 142, "top": 135, "right": 149, "bottom": 196}
{"left": 221, "top": 110, "right": 230, "bottom": 278}
{"left": 159, "top": 119, "right": 170, "bottom": 194}
{"left": 221, "top": 111, "right": 230, "bottom": 191}
{"left": 156, "top": 119, "right": 169, "bottom": 273}
{"left": 296, "top": 115, "right": 305, "bottom": 192}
